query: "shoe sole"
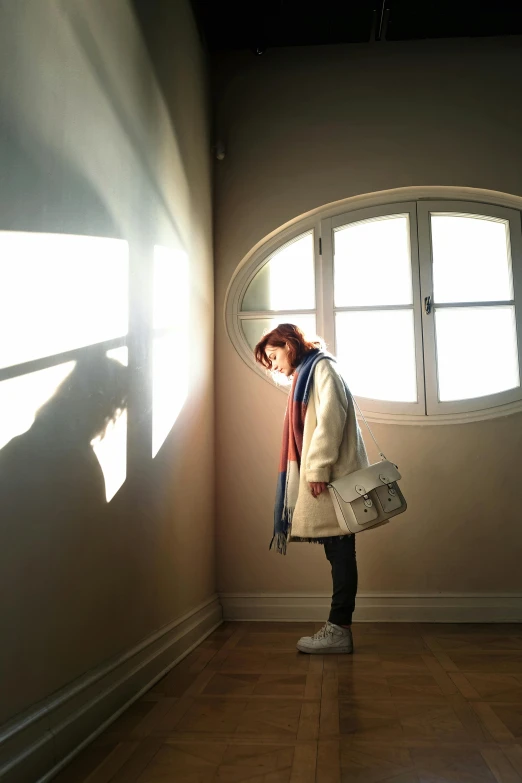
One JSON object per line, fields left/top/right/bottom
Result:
{"left": 296, "top": 643, "right": 353, "bottom": 655}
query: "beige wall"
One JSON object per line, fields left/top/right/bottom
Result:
{"left": 0, "top": 0, "right": 215, "bottom": 725}
{"left": 214, "top": 38, "right": 522, "bottom": 596}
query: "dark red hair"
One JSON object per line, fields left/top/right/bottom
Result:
{"left": 254, "top": 323, "right": 325, "bottom": 371}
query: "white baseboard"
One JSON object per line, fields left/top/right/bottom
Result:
{"left": 0, "top": 595, "right": 222, "bottom": 783}
{"left": 220, "top": 592, "right": 522, "bottom": 623}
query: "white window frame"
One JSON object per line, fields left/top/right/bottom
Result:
{"left": 321, "top": 203, "right": 425, "bottom": 416}
{"left": 417, "top": 200, "right": 522, "bottom": 416}
{"left": 226, "top": 219, "right": 322, "bottom": 374}
{"left": 225, "top": 189, "right": 522, "bottom": 424}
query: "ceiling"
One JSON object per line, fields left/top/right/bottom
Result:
{"left": 190, "top": 0, "right": 522, "bottom": 52}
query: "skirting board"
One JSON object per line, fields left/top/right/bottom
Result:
{"left": 220, "top": 593, "right": 522, "bottom": 623}
{"left": 0, "top": 595, "right": 222, "bottom": 783}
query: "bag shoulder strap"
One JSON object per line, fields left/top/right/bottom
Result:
{"left": 349, "top": 391, "right": 387, "bottom": 461}
{"left": 314, "top": 358, "right": 388, "bottom": 462}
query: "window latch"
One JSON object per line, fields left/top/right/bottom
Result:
{"left": 424, "top": 295, "right": 432, "bottom": 315}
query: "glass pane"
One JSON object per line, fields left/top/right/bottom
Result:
{"left": 241, "top": 233, "right": 315, "bottom": 311}
{"left": 336, "top": 310, "right": 417, "bottom": 402}
{"left": 154, "top": 245, "right": 188, "bottom": 329}
{"left": 435, "top": 306, "right": 519, "bottom": 401}
{"left": 0, "top": 232, "right": 129, "bottom": 369}
{"left": 241, "top": 315, "right": 317, "bottom": 352}
{"left": 431, "top": 214, "right": 513, "bottom": 303}
{"left": 334, "top": 215, "right": 412, "bottom": 307}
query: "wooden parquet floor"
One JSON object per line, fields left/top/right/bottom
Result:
{"left": 53, "top": 621, "right": 522, "bottom": 782}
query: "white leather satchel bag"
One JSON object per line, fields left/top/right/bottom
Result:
{"left": 327, "top": 399, "right": 407, "bottom": 534}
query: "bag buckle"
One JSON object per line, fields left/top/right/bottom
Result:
{"left": 379, "top": 473, "right": 397, "bottom": 495}
{"left": 355, "top": 484, "right": 373, "bottom": 508}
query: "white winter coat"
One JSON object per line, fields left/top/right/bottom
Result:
{"left": 289, "top": 358, "right": 369, "bottom": 541}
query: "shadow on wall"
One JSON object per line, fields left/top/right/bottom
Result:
{"left": 0, "top": 352, "right": 128, "bottom": 507}
{"left": 0, "top": 79, "right": 134, "bottom": 719}
{"left": 0, "top": 354, "right": 128, "bottom": 703}
{"left": 0, "top": 0, "right": 204, "bottom": 728}
{"left": 0, "top": 114, "right": 120, "bottom": 237}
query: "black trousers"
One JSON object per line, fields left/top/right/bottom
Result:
{"left": 323, "top": 534, "right": 358, "bottom": 626}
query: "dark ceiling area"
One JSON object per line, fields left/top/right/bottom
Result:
{"left": 190, "top": 0, "right": 522, "bottom": 52}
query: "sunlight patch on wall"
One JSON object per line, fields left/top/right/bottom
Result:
{"left": 90, "top": 347, "right": 128, "bottom": 502}
{"left": 0, "top": 363, "right": 76, "bottom": 450}
{"left": 152, "top": 246, "right": 189, "bottom": 457}
{"left": 0, "top": 232, "right": 129, "bottom": 369}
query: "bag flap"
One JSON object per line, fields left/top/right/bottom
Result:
{"left": 328, "top": 460, "right": 402, "bottom": 503}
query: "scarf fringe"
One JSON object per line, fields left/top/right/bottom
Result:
{"left": 270, "top": 522, "right": 350, "bottom": 555}
{"left": 269, "top": 507, "right": 294, "bottom": 555}
{"left": 269, "top": 531, "right": 289, "bottom": 555}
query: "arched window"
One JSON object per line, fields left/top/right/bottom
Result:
{"left": 226, "top": 196, "right": 522, "bottom": 423}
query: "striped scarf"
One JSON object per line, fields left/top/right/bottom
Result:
{"left": 271, "top": 348, "right": 329, "bottom": 555}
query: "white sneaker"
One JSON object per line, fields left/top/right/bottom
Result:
{"left": 296, "top": 621, "right": 353, "bottom": 654}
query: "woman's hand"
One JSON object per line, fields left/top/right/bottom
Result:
{"left": 309, "top": 481, "right": 328, "bottom": 498}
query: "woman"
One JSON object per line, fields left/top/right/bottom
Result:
{"left": 255, "top": 323, "right": 369, "bottom": 654}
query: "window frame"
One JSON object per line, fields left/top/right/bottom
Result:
{"left": 225, "top": 189, "right": 522, "bottom": 424}
{"left": 321, "top": 202, "right": 426, "bottom": 416}
{"left": 226, "top": 219, "right": 322, "bottom": 375}
{"left": 417, "top": 200, "right": 522, "bottom": 416}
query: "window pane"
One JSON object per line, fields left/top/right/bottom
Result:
{"left": 334, "top": 215, "right": 413, "bottom": 307}
{"left": 0, "top": 232, "right": 128, "bottom": 369}
{"left": 241, "top": 315, "right": 317, "bottom": 352}
{"left": 431, "top": 214, "right": 513, "bottom": 303}
{"left": 336, "top": 310, "right": 417, "bottom": 402}
{"left": 241, "top": 233, "right": 315, "bottom": 312}
{"left": 435, "top": 306, "right": 519, "bottom": 401}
